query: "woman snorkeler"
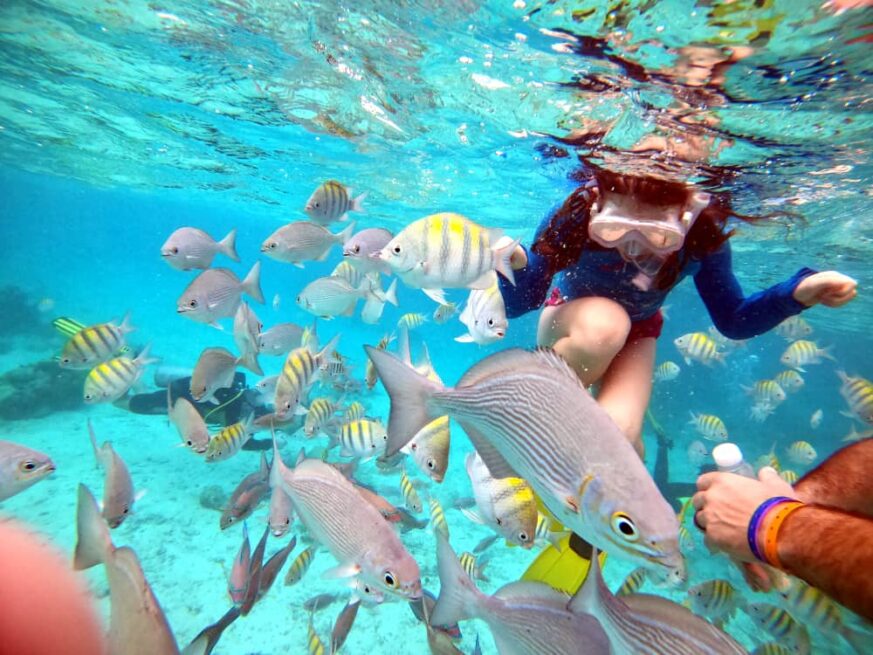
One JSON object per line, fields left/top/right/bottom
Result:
{"left": 500, "top": 167, "right": 857, "bottom": 457}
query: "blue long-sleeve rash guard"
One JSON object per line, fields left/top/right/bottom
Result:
{"left": 500, "top": 218, "right": 816, "bottom": 341}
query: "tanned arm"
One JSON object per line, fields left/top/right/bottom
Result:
{"left": 794, "top": 439, "right": 873, "bottom": 515}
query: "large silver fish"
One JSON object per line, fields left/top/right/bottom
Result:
{"left": 272, "top": 440, "right": 422, "bottom": 600}
{"left": 232, "top": 302, "right": 263, "bottom": 376}
{"left": 431, "top": 533, "right": 610, "bottom": 655}
{"left": 261, "top": 220, "right": 355, "bottom": 267}
{"left": 73, "top": 484, "right": 179, "bottom": 655}
{"left": 366, "top": 346, "right": 684, "bottom": 579}
{"left": 343, "top": 227, "right": 393, "bottom": 274}
{"left": 257, "top": 322, "right": 306, "bottom": 356}
{"left": 167, "top": 394, "right": 210, "bottom": 454}
{"left": 0, "top": 440, "right": 55, "bottom": 501}
{"left": 177, "top": 263, "right": 264, "bottom": 326}
{"left": 573, "top": 548, "right": 747, "bottom": 654}
{"left": 161, "top": 227, "right": 239, "bottom": 271}
{"left": 190, "top": 347, "right": 238, "bottom": 404}
{"left": 88, "top": 419, "right": 138, "bottom": 529}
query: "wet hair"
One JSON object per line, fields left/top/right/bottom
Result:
{"left": 532, "top": 167, "right": 781, "bottom": 290}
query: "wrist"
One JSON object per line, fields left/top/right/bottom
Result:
{"left": 748, "top": 497, "right": 805, "bottom": 568}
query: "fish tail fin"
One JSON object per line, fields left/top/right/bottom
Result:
{"left": 494, "top": 238, "right": 520, "bottom": 287}
{"left": 240, "top": 350, "right": 263, "bottom": 376}
{"left": 86, "top": 419, "right": 102, "bottom": 469}
{"left": 821, "top": 344, "right": 837, "bottom": 361}
{"left": 118, "top": 310, "right": 135, "bottom": 335}
{"left": 364, "top": 345, "right": 441, "bottom": 457}
{"left": 241, "top": 261, "right": 265, "bottom": 304}
{"left": 73, "top": 484, "right": 112, "bottom": 570}
{"left": 454, "top": 333, "right": 475, "bottom": 343}
{"left": 317, "top": 334, "right": 341, "bottom": 366}
{"left": 134, "top": 342, "right": 160, "bottom": 367}
{"left": 337, "top": 221, "right": 356, "bottom": 245}
{"left": 219, "top": 228, "right": 240, "bottom": 262}
{"left": 431, "top": 532, "right": 482, "bottom": 627}
{"left": 384, "top": 278, "right": 398, "bottom": 307}
{"left": 351, "top": 192, "right": 367, "bottom": 213}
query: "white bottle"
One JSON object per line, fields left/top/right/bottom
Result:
{"left": 712, "top": 442, "right": 756, "bottom": 479}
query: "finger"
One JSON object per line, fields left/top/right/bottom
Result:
{"left": 757, "top": 466, "right": 780, "bottom": 483}
{"left": 693, "top": 510, "right": 707, "bottom": 531}
{"left": 691, "top": 491, "right": 706, "bottom": 510}
{"left": 696, "top": 472, "right": 719, "bottom": 491}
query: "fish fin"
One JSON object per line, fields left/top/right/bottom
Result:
{"left": 467, "top": 270, "right": 496, "bottom": 290}
{"left": 315, "top": 249, "right": 331, "bottom": 262}
{"left": 422, "top": 288, "right": 447, "bottom": 305}
{"left": 117, "top": 310, "right": 136, "bottom": 335}
{"left": 86, "top": 419, "right": 102, "bottom": 469}
{"left": 683, "top": 357, "right": 691, "bottom": 366}
{"left": 547, "top": 530, "right": 571, "bottom": 549}
{"left": 294, "top": 404, "right": 309, "bottom": 416}
{"left": 321, "top": 562, "right": 361, "bottom": 580}
{"left": 209, "top": 321, "right": 224, "bottom": 330}
{"left": 293, "top": 262, "right": 305, "bottom": 269}
{"left": 351, "top": 192, "right": 367, "bottom": 213}
{"left": 567, "top": 546, "right": 605, "bottom": 616}
{"left": 73, "top": 484, "right": 112, "bottom": 570}
{"left": 342, "top": 303, "right": 356, "bottom": 316}
{"left": 821, "top": 345, "right": 837, "bottom": 362}
{"left": 459, "top": 508, "right": 485, "bottom": 525}
{"left": 219, "top": 228, "right": 240, "bottom": 262}
{"left": 134, "top": 489, "right": 148, "bottom": 504}
{"left": 431, "top": 532, "right": 483, "bottom": 627}
{"left": 464, "top": 425, "right": 518, "bottom": 479}
{"left": 241, "top": 261, "right": 265, "bottom": 304}
{"left": 384, "top": 278, "right": 398, "bottom": 307}
{"left": 337, "top": 220, "right": 356, "bottom": 245}
{"left": 796, "top": 366, "right": 806, "bottom": 373}
{"left": 52, "top": 316, "right": 86, "bottom": 338}
{"left": 364, "top": 346, "right": 442, "bottom": 457}
{"left": 454, "top": 334, "right": 475, "bottom": 343}
{"left": 240, "top": 351, "right": 264, "bottom": 376}
{"left": 493, "top": 238, "right": 520, "bottom": 287}
{"left": 473, "top": 534, "right": 499, "bottom": 554}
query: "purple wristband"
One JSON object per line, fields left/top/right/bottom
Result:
{"left": 747, "top": 496, "right": 794, "bottom": 562}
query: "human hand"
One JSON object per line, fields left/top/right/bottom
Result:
{"left": 792, "top": 271, "right": 857, "bottom": 308}
{"left": 692, "top": 467, "right": 797, "bottom": 561}
{"left": 510, "top": 245, "right": 528, "bottom": 270}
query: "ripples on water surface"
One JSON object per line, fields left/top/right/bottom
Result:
{"left": 0, "top": 1, "right": 871, "bottom": 654}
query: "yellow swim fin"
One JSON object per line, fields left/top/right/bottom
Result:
{"left": 52, "top": 316, "right": 86, "bottom": 338}
{"left": 521, "top": 533, "right": 607, "bottom": 596}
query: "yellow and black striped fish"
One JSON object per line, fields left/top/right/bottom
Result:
{"left": 778, "top": 579, "right": 844, "bottom": 633}
{"left": 403, "top": 415, "right": 450, "bottom": 483}
{"left": 616, "top": 567, "right": 647, "bottom": 597}
{"left": 400, "top": 468, "right": 422, "bottom": 513}
{"left": 274, "top": 335, "right": 339, "bottom": 418}
{"left": 204, "top": 419, "right": 253, "bottom": 463}
{"left": 459, "top": 551, "right": 488, "bottom": 581}
{"left": 343, "top": 401, "right": 366, "bottom": 423}
{"left": 306, "top": 611, "right": 327, "bottom": 655}
{"left": 397, "top": 312, "right": 427, "bottom": 331}
{"left": 58, "top": 314, "right": 134, "bottom": 369}
{"left": 284, "top": 546, "right": 316, "bottom": 587}
{"left": 686, "top": 579, "right": 736, "bottom": 620}
{"left": 337, "top": 419, "right": 387, "bottom": 460}
{"left": 429, "top": 497, "right": 449, "bottom": 539}
{"left": 83, "top": 344, "right": 154, "bottom": 404}
{"left": 304, "top": 398, "right": 339, "bottom": 438}
{"left": 837, "top": 370, "right": 873, "bottom": 424}
{"left": 305, "top": 180, "right": 365, "bottom": 225}
{"left": 674, "top": 331, "right": 725, "bottom": 366}
{"left": 745, "top": 602, "right": 809, "bottom": 653}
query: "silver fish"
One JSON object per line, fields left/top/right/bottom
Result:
{"left": 343, "top": 227, "right": 393, "bottom": 274}
{"left": 220, "top": 453, "right": 270, "bottom": 530}
{"left": 456, "top": 279, "right": 508, "bottom": 345}
{"left": 168, "top": 394, "right": 210, "bottom": 454}
{"left": 361, "top": 275, "right": 399, "bottom": 325}
{"left": 233, "top": 302, "right": 263, "bottom": 376}
{"left": 261, "top": 221, "right": 355, "bottom": 268}
{"left": 272, "top": 440, "right": 422, "bottom": 599}
{"left": 366, "top": 346, "right": 684, "bottom": 579}
{"left": 255, "top": 374, "right": 279, "bottom": 397}
{"left": 88, "top": 419, "right": 138, "bottom": 529}
{"left": 269, "top": 455, "right": 295, "bottom": 537}
{"left": 573, "top": 548, "right": 746, "bottom": 654}
{"left": 431, "top": 533, "right": 610, "bottom": 655}
{"left": 73, "top": 484, "right": 179, "bottom": 655}
{"left": 433, "top": 302, "right": 458, "bottom": 325}
{"left": 177, "top": 263, "right": 264, "bottom": 325}
{"left": 296, "top": 275, "right": 383, "bottom": 319}
{"left": 161, "top": 227, "right": 239, "bottom": 271}
{"left": 190, "top": 347, "right": 238, "bottom": 404}
{"left": 257, "top": 322, "right": 306, "bottom": 356}
{"left": 304, "top": 180, "right": 366, "bottom": 225}
{"left": 0, "top": 440, "right": 55, "bottom": 501}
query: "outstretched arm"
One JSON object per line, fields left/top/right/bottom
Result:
{"left": 794, "top": 439, "right": 873, "bottom": 515}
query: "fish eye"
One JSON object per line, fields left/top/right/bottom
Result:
{"left": 186, "top": 440, "right": 193, "bottom": 446}
{"left": 123, "top": 507, "right": 129, "bottom": 514}
{"left": 84, "top": 393, "right": 93, "bottom": 400}
{"left": 610, "top": 512, "right": 639, "bottom": 541}
{"left": 518, "top": 531, "right": 529, "bottom": 542}
{"left": 189, "top": 299, "right": 198, "bottom": 308}
{"left": 392, "top": 245, "right": 401, "bottom": 254}
{"left": 495, "top": 517, "right": 502, "bottom": 526}
{"left": 487, "top": 318, "right": 494, "bottom": 327}
{"left": 19, "top": 460, "right": 37, "bottom": 472}
{"left": 383, "top": 571, "right": 398, "bottom": 588}
{"left": 353, "top": 245, "right": 360, "bottom": 253}
{"left": 314, "top": 202, "right": 320, "bottom": 208}
{"left": 269, "top": 242, "right": 277, "bottom": 249}
{"left": 171, "top": 247, "right": 179, "bottom": 254}
{"left": 426, "top": 458, "right": 435, "bottom": 470}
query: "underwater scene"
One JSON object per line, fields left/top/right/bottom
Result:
{"left": 0, "top": 0, "right": 871, "bottom": 653}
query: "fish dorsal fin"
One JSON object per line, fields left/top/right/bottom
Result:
{"left": 456, "top": 347, "right": 580, "bottom": 391}
{"left": 463, "top": 425, "right": 518, "bottom": 480}
{"left": 568, "top": 547, "right": 609, "bottom": 617}
{"left": 295, "top": 448, "right": 306, "bottom": 467}
{"left": 494, "top": 580, "right": 568, "bottom": 605}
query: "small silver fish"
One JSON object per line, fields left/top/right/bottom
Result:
{"left": 258, "top": 322, "right": 306, "bottom": 356}
{"left": 342, "top": 227, "right": 393, "bottom": 274}
{"left": 432, "top": 302, "right": 458, "bottom": 324}
{"left": 161, "top": 227, "right": 239, "bottom": 271}
{"left": 190, "top": 347, "right": 238, "bottom": 404}
{"left": 810, "top": 408, "right": 823, "bottom": 429}
{"left": 0, "top": 440, "right": 55, "bottom": 501}
{"left": 304, "top": 180, "right": 366, "bottom": 225}
{"left": 296, "top": 275, "right": 383, "bottom": 319}
{"left": 177, "top": 263, "right": 264, "bottom": 326}
{"left": 261, "top": 221, "right": 355, "bottom": 268}
{"left": 88, "top": 419, "right": 139, "bottom": 529}
{"left": 233, "top": 302, "right": 263, "bottom": 376}
{"left": 168, "top": 395, "right": 210, "bottom": 454}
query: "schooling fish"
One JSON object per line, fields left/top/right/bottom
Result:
{"left": 786, "top": 441, "right": 817, "bottom": 466}
{"left": 837, "top": 370, "right": 873, "bottom": 424}
{"left": 400, "top": 467, "right": 423, "bottom": 513}
{"left": 674, "top": 332, "right": 725, "bottom": 367}
{"left": 205, "top": 417, "right": 255, "bottom": 463}
{"left": 268, "top": 455, "right": 295, "bottom": 537}
{"left": 168, "top": 395, "right": 210, "bottom": 454}
{"left": 742, "top": 380, "right": 787, "bottom": 408}
{"left": 88, "top": 419, "right": 140, "bottom": 529}
{"left": 84, "top": 345, "right": 157, "bottom": 404}
{"left": 177, "top": 263, "right": 264, "bottom": 326}
{"left": 0, "top": 440, "right": 55, "bottom": 501}
{"left": 429, "top": 497, "right": 450, "bottom": 539}
{"left": 775, "top": 370, "right": 805, "bottom": 394}
{"left": 272, "top": 440, "right": 422, "bottom": 599}
{"left": 333, "top": 418, "right": 388, "bottom": 460}
{"left": 284, "top": 546, "right": 317, "bottom": 587}
{"left": 780, "top": 339, "right": 835, "bottom": 372}
{"left": 304, "top": 397, "right": 341, "bottom": 438}
{"left": 257, "top": 322, "right": 306, "bottom": 357}
{"left": 685, "top": 579, "right": 739, "bottom": 626}
{"left": 433, "top": 302, "right": 459, "bottom": 325}
{"left": 228, "top": 522, "right": 251, "bottom": 605}
{"left": 343, "top": 227, "right": 393, "bottom": 274}
{"left": 430, "top": 533, "right": 611, "bottom": 655}
{"left": 190, "top": 347, "right": 238, "bottom": 404}
{"left": 273, "top": 335, "right": 340, "bottom": 418}
{"left": 261, "top": 220, "right": 355, "bottom": 268}
{"left": 60, "top": 312, "right": 134, "bottom": 369}
{"left": 296, "top": 275, "right": 387, "bottom": 320}
{"left": 232, "top": 302, "right": 263, "bottom": 376}
{"left": 367, "top": 346, "right": 684, "bottom": 579}
{"left": 402, "top": 415, "right": 450, "bottom": 483}
{"left": 220, "top": 453, "right": 270, "bottom": 530}
{"left": 689, "top": 412, "right": 729, "bottom": 442}
{"left": 376, "top": 213, "right": 518, "bottom": 304}
{"left": 571, "top": 547, "right": 746, "bottom": 654}
{"left": 161, "top": 227, "right": 239, "bottom": 271}
{"left": 775, "top": 316, "right": 813, "bottom": 342}
{"left": 455, "top": 280, "right": 508, "bottom": 345}
{"left": 73, "top": 484, "right": 179, "bottom": 655}
{"left": 330, "top": 599, "right": 361, "bottom": 654}
{"left": 809, "top": 409, "right": 823, "bottom": 429}
{"left": 654, "top": 361, "right": 681, "bottom": 382}
{"left": 304, "top": 180, "right": 366, "bottom": 225}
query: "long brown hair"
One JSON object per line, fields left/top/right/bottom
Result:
{"left": 532, "top": 168, "right": 778, "bottom": 290}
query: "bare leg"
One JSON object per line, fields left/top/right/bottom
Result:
{"left": 597, "top": 337, "right": 657, "bottom": 458}
{"left": 537, "top": 297, "right": 631, "bottom": 386}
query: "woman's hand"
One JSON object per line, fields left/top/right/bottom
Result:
{"left": 510, "top": 245, "right": 528, "bottom": 270}
{"left": 792, "top": 271, "right": 857, "bottom": 308}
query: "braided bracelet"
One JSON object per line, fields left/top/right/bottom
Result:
{"left": 747, "top": 496, "right": 796, "bottom": 563}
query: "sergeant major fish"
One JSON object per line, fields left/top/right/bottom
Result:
{"left": 836, "top": 370, "right": 873, "bottom": 424}
{"left": 161, "top": 227, "right": 239, "bottom": 271}
{"left": 674, "top": 332, "right": 725, "bottom": 366}
{"left": 654, "top": 361, "right": 680, "bottom": 382}
{"left": 60, "top": 312, "right": 135, "bottom": 369}
{"left": 273, "top": 335, "right": 340, "bottom": 418}
{"left": 177, "top": 263, "right": 264, "bottom": 326}
{"left": 204, "top": 418, "right": 254, "bottom": 463}
{"left": 305, "top": 180, "right": 366, "bottom": 225}
{"left": 780, "top": 340, "right": 835, "bottom": 372}
{"left": 84, "top": 345, "right": 158, "bottom": 404}
{"left": 367, "top": 346, "right": 685, "bottom": 578}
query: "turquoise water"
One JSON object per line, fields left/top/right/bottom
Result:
{"left": 0, "top": 1, "right": 871, "bottom": 653}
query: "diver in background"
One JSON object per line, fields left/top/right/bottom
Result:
{"left": 503, "top": 165, "right": 857, "bottom": 594}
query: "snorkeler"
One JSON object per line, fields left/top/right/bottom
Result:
{"left": 503, "top": 166, "right": 857, "bottom": 593}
